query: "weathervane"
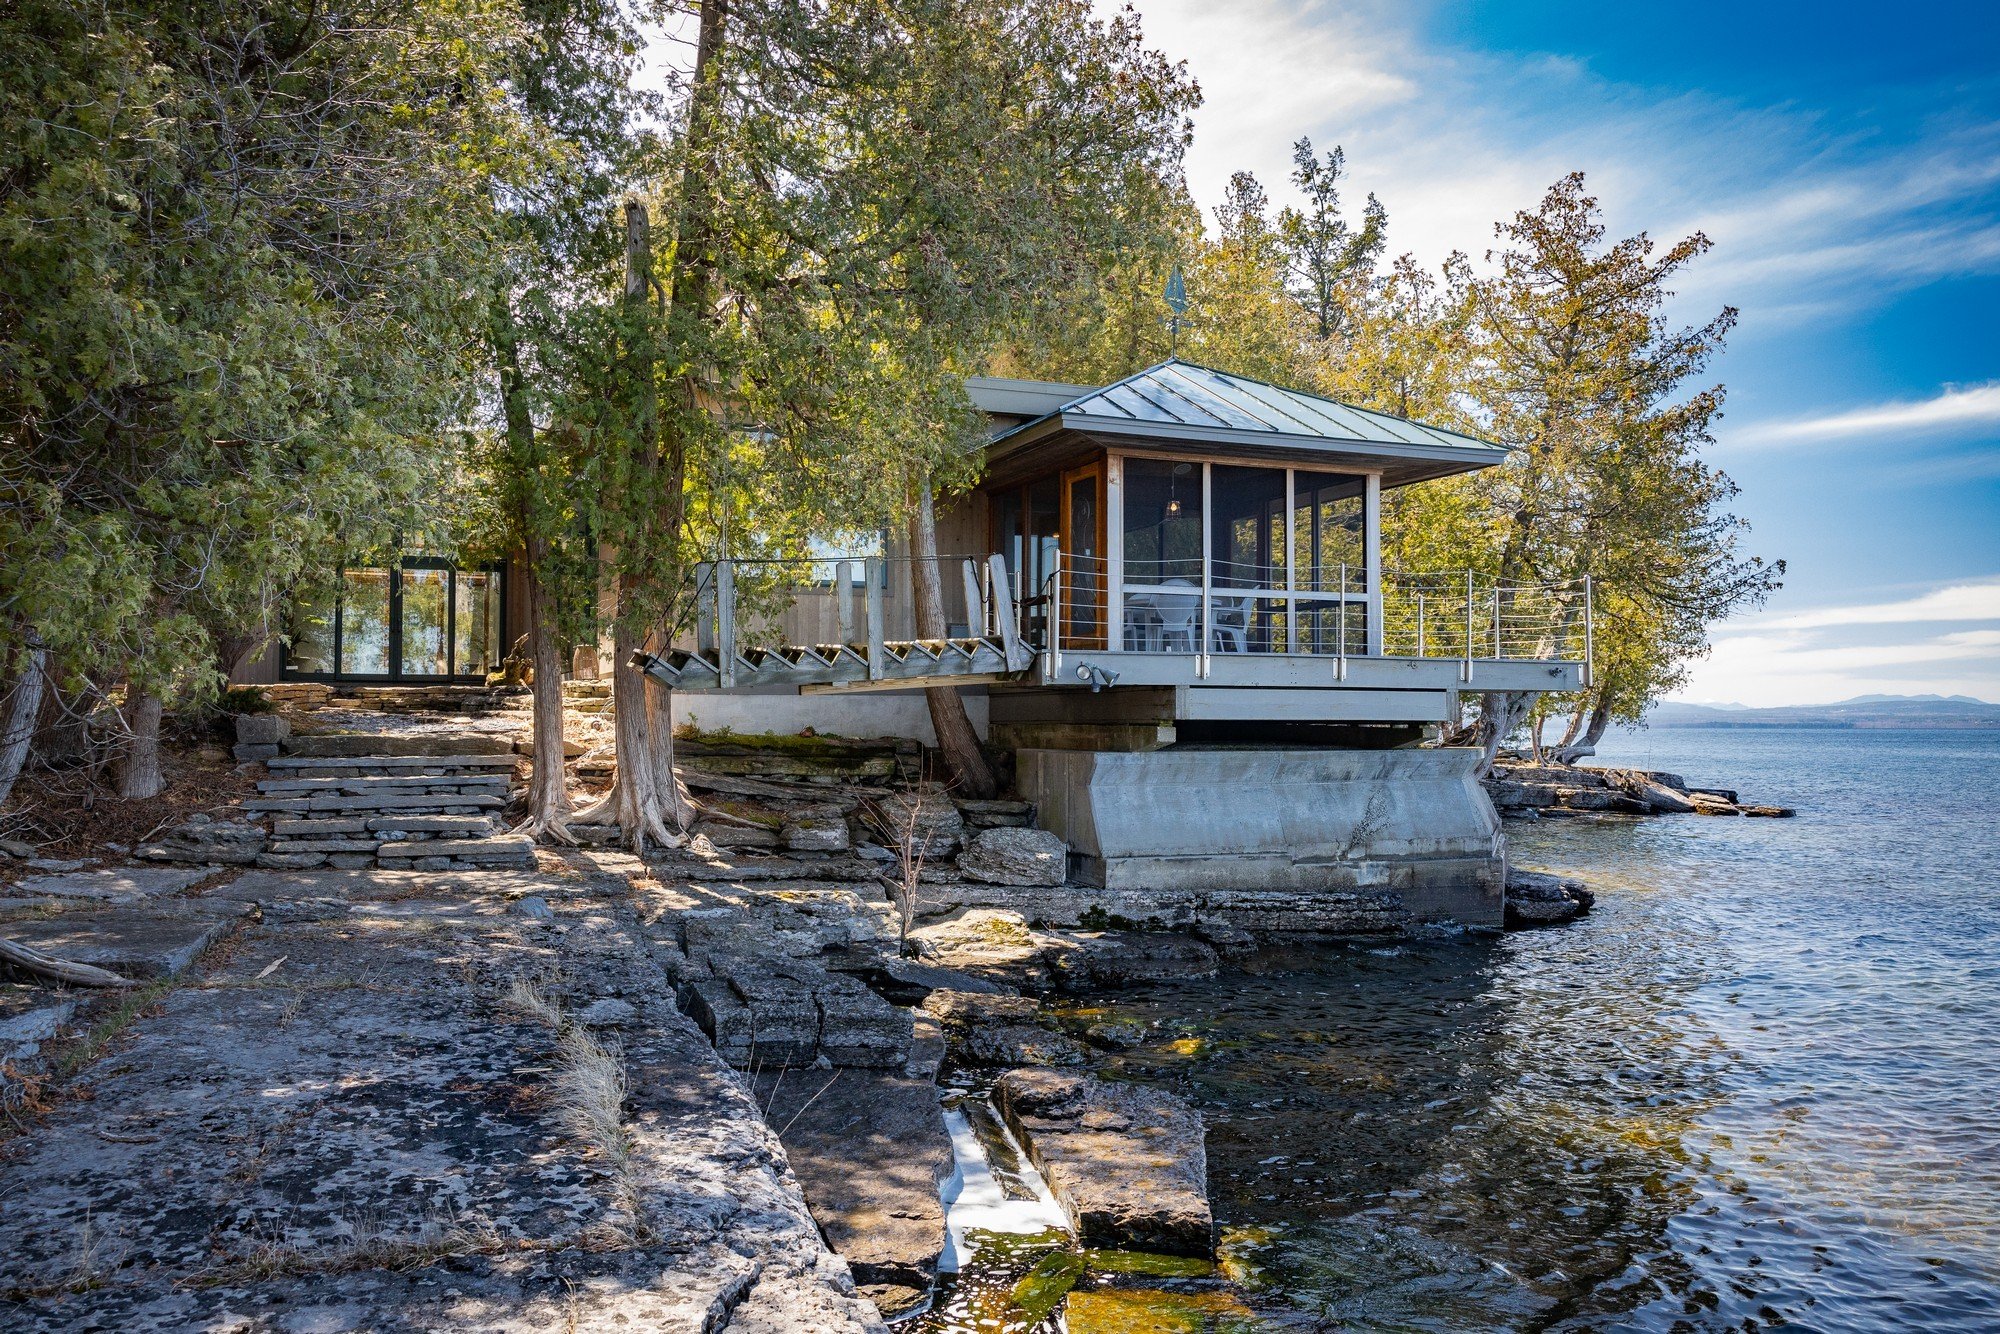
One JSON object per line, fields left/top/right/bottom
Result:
{"left": 1163, "top": 263, "right": 1188, "bottom": 357}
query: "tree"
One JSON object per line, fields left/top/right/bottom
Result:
{"left": 558, "top": 0, "right": 1197, "bottom": 838}
{"left": 1452, "top": 174, "right": 1781, "bottom": 767}
{"left": 481, "top": 0, "right": 663, "bottom": 841}
{"left": 1278, "top": 139, "right": 1386, "bottom": 342}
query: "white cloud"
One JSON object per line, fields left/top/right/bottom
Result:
{"left": 1754, "top": 577, "right": 2000, "bottom": 630}
{"left": 1112, "top": 0, "right": 2000, "bottom": 326}
{"left": 1733, "top": 383, "right": 2000, "bottom": 447}
{"left": 1675, "top": 580, "right": 2000, "bottom": 705}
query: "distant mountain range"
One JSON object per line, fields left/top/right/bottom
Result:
{"left": 1652, "top": 694, "right": 2000, "bottom": 729}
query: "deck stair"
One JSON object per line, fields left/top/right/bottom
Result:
{"left": 241, "top": 740, "right": 532, "bottom": 870}
{"left": 641, "top": 552, "right": 1034, "bottom": 695}
{"left": 638, "top": 636, "right": 1025, "bottom": 694}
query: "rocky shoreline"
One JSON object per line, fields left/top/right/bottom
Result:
{"left": 3, "top": 696, "right": 1662, "bottom": 1329}
{"left": 1487, "top": 759, "right": 1795, "bottom": 820}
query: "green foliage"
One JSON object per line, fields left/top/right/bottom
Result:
{"left": 1, "top": 0, "right": 532, "bottom": 706}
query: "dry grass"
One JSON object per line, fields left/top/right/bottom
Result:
{"left": 551, "top": 1025, "right": 631, "bottom": 1170}
{"left": 496, "top": 971, "right": 646, "bottom": 1239}
{"left": 206, "top": 1209, "right": 505, "bottom": 1285}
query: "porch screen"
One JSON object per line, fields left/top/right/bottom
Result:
{"left": 1121, "top": 458, "right": 1202, "bottom": 583}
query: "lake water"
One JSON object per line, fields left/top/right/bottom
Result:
{"left": 918, "top": 727, "right": 2000, "bottom": 1331}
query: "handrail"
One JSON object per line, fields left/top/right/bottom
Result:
{"left": 680, "top": 551, "right": 1592, "bottom": 672}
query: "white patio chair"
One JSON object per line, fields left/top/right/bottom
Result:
{"left": 1151, "top": 584, "right": 1200, "bottom": 652}
{"left": 1211, "top": 595, "right": 1251, "bottom": 653}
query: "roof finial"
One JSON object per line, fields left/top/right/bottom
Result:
{"left": 1163, "top": 263, "right": 1188, "bottom": 359}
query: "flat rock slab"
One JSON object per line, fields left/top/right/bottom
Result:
{"left": 0, "top": 985, "right": 79, "bottom": 1059}
{"left": 994, "top": 1067, "right": 1213, "bottom": 1258}
{"left": 3, "top": 901, "right": 251, "bottom": 979}
{"left": 907, "top": 908, "right": 1068, "bottom": 991}
{"left": 0, "top": 865, "right": 885, "bottom": 1333}
{"left": 2, "top": 865, "right": 208, "bottom": 902}
{"left": 754, "top": 1068, "right": 951, "bottom": 1293}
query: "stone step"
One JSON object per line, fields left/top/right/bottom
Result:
{"left": 364, "top": 815, "right": 502, "bottom": 837}
{"left": 244, "top": 792, "right": 505, "bottom": 815}
{"left": 266, "top": 753, "right": 516, "bottom": 772}
{"left": 280, "top": 733, "right": 516, "bottom": 759}
{"left": 255, "top": 773, "right": 509, "bottom": 795}
{"left": 376, "top": 835, "right": 536, "bottom": 868}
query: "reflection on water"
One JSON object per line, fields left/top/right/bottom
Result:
{"left": 1077, "top": 729, "right": 2000, "bottom": 1331}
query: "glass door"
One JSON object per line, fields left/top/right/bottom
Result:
{"left": 1060, "top": 462, "right": 1107, "bottom": 649}
{"left": 398, "top": 562, "right": 452, "bottom": 677}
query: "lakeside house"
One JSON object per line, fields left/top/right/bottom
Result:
{"left": 234, "top": 359, "right": 1590, "bottom": 927}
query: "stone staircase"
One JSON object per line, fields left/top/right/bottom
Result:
{"left": 240, "top": 745, "right": 532, "bottom": 870}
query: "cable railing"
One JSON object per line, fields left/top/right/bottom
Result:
{"left": 652, "top": 551, "right": 1590, "bottom": 692}
{"left": 1043, "top": 551, "right": 1590, "bottom": 671}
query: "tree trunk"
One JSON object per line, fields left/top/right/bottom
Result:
{"left": 117, "top": 688, "right": 165, "bottom": 800}
{"left": 516, "top": 544, "right": 576, "bottom": 840}
{"left": 642, "top": 662, "right": 691, "bottom": 830}
{"left": 1551, "top": 694, "right": 1613, "bottom": 765}
{"left": 907, "top": 477, "right": 997, "bottom": 797}
{"left": 0, "top": 637, "right": 47, "bottom": 809}
{"left": 573, "top": 575, "right": 681, "bottom": 850}
{"left": 1470, "top": 689, "right": 1531, "bottom": 778}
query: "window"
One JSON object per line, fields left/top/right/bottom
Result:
{"left": 287, "top": 560, "right": 505, "bottom": 680}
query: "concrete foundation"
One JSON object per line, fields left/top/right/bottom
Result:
{"left": 1016, "top": 746, "right": 1505, "bottom": 931}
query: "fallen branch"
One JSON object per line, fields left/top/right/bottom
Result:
{"left": 0, "top": 936, "right": 134, "bottom": 989}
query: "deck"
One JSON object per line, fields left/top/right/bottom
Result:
{"left": 634, "top": 552, "right": 1590, "bottom": 712}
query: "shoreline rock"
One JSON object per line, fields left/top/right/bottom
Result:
{"left": 992, "top": 1067, "right": 1213, "bottom": 1258}
{"left": 1504, "top": 869, "right": 1596, "bottom": 927}
{"left": 1488, "top": 760, "right": 1794, "bottom": 820}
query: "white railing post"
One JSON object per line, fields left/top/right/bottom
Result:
{"left": 1492, "top": 587, "right": 1503, "bottom": 660}
{"left": 716, "top": 560, "right": 736, "bottom": 688}
{"left": 1045, "top": 553, "right": 1062, "bottom": 679}
{"left": 695, "top": 561, "right": 716, "bottom": 657}
{"left": 1337, "top": 560, "right": 1347, "bottom": 680}
{"left": 1463, "top": 571, "right": 1475, "bottom": 683}
{"left": 1584, "top": 575, "right": 1595, "bottom": 687}
{"left": 1417, "top": 591, "right": 1427, "bottom": 658}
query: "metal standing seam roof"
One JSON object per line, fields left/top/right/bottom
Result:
{"left": 991, "top": 358, "right": 1509, "bottom": 459}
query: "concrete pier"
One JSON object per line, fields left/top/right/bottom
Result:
{"left": 1016, "top": 746, "right": 1505, "bottom": 931}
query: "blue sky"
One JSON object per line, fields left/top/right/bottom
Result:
{"left": 1120, "top": 0, "right": 2000, "bottom": 705}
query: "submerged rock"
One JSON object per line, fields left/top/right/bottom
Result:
{"left": 1505, "top": 869, "right": 1596, "bottom": 927}
{"left": 921, "top": 989, "right": 1085, "bottom": 1068}
{"left": 993, "top": 1067, "right": 1213, "bottom": 1258}
{"left": 1050, "top": 931, "right": 1219, "bottom": 990}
